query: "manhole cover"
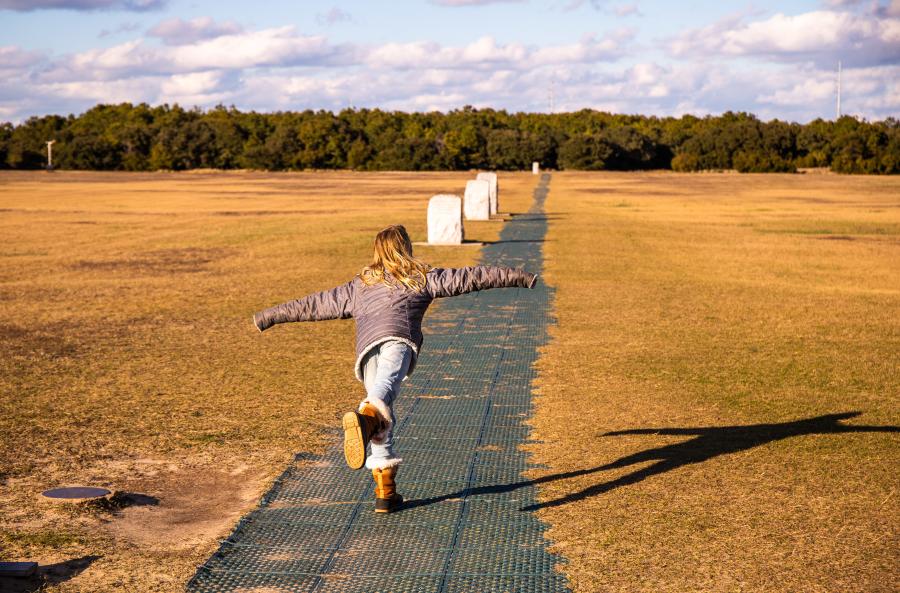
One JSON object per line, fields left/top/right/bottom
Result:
{"left": 41, "top": 486, "right": 111, "bottom": 503}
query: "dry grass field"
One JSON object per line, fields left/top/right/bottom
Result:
{"left": 1, "top": 169, "right": 897, "bottom": 593}
{"left": 530, "top": 171, "right": 899, "bottom": 593}
{"left": 0, "top": 170, "right": 535, "bottom": 592}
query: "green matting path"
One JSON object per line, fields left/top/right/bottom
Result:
{"left": 187, "top": 174, "right": 570, "bottom": 593}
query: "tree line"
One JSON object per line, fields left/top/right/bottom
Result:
{"left": 1, "top": 103, "right": 897, "bottom": 174}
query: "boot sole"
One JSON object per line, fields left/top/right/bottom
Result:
{"left": 342, "top": 412, "right": 366, "bottom": 470}
{"left": 374, "top": 494, "right": 403, "bottom": 513}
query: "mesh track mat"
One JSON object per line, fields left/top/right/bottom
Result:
{"left": 187, "top": 174, "right": 569, "bottom": 593}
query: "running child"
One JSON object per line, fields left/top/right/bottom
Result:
{"left": 253, "top": 225, "right": 537, "bottom": 513}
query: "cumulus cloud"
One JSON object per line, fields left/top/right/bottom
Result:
{"left": 37, "top": 26, "right": 356, "bottom": 82}
{"left": 367, "top": 31, "right": 629, "bottom": 70}
{"left": 757, "top": 77, "right": 836, "bottom": 106}
{"left": 0, "top": 45, "right": 44, "bottom": 70}
{"left": 1, "top": 10, "right": 898, "bottom": 124}
{"left": 668, "top": 9, "right": 900, "bottom": 67}
{"left": 0, "top": 0, "right": 165, "bottom": 11}
{"left": 168, "top": 27, "right": 353, "bottom": 70}
{"left": 148, "top": 17, "right": 243, "bottom": 45}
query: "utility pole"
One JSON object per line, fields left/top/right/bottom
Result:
{"left": 46, "top": 140, "right": 55, "bottom": 171}
{"left": 836, "top": 60, "right": 842, "bottom": 120}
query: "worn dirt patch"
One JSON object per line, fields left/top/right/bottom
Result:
{"left": 0, "top": 322, "right": 81, "bottom": 360}
{"left": 104, "top": 460, "right": 262, "bottom": 552}
{"left": 213, "top": 209, "right": 340, "bottom": 217}
{"left": 71, "top": 247, "right": 234, "bottom": 275}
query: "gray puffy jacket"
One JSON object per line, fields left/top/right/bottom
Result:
{"left": 254, "top": 266, "right": 538, "bottom": 381}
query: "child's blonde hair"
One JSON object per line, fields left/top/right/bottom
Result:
{"left": 360, "top": 225, "right": 431, "bottom": 291}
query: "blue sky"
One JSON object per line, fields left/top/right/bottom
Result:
{"left": 1, "top": 0, "right": 898, "bottom": 123}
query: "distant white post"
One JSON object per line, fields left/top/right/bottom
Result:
{"left": 427, "top": 194, "right": 464, "bottom": 245}
{"left": 46, "top": 140, "right": 56, "bottom": 170}
{"left": 463, "top": 179, "right": 491, "bottom": 221}
{"left": 532, "top": 162, "right": 540, "bottom": 175}
{"left": 476, "top": 172, "right": 498, "bottom": 215}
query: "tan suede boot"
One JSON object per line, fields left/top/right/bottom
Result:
{"left": 342, "top": 404, "right": 384, "bottom": 470}
{"left": 372, "top": 466, "right": 403, "bottom": 513}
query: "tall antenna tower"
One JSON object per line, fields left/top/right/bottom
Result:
{"left": 836, "top": 60, "right": 842, "bottom": 120}
{"left": 548, "top": 77, "right": 555, "bottom": 114}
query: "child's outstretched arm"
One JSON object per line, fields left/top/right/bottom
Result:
{"left": 426, "top": 266, "right": 538, "bottom": 299}
{"left": 253, "top": 280, "right": 354, "bottom": 332}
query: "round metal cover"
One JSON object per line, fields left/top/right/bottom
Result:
{"left": 41, "top": 486, "right": 110, "bottom": 501}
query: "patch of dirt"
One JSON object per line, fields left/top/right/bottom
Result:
{"left": 0, "top": 317, "right": 162, "bottom": 362}
{"left": 0, "top": 322, "right": 80, "bottom": 359}
{"left": 71, "top": 247, "right": 234, "bottom": 275}
{"left": 103, "top": 460, "right": 263, "bottom": 552}
{"left": 213, "top": 209, "right": 340, "bottom": 217}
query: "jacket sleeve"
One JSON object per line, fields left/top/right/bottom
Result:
{"left": 426, "top": 266, "right": 538, "bottom": 299}
{"left": 254, "top": 280, "right": 354, "bottom": 331}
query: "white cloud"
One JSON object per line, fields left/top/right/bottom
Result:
{"left": 367, "top": 37, "right": 527, "bottom": 69}
{"left": 0, "top": 45, "right": 44, "bottom": 70}
{"left": 1, "top": 11, "right": 897, "bottom": 125}
{"left": 148, "top": 17, "right": 243, "bottom": 46}
{"left": 669, "top": 10, "right": 900, "bottom": 67}
{"left": 160, "top": 70, "right": 229, "bottom": 97}
{"left": 170, "top": 27, "right": 351, "bottom": 70}
{"left": 38, "top": 26, "right": 356, "bottom": 82}
{"left": 368, "top": 32, "right": 628, "bottom": 70}
{"left": 757, "top": 77, "right": 836, "bottom": 106}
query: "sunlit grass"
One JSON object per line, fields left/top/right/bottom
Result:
{"left": 531, "top": 171, "right": 899, "bottom": 593}
{"left": 0, "top": 169, "right": 537, "bottom": 592}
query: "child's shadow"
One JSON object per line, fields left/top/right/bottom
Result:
{"left": 401, "top": 412, "right": 899, "bottom": 513}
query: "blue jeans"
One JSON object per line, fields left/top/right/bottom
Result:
{"left": 361, "top": 340, "right": 412, "bottom": 468}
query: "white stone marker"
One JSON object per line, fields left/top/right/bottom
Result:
{"left": 476, "top": 172, "right": 499, "bottom": 215}
{"left": 463, "top": 179, "right": 491, "bottom": 221}
{"left": 532, "top": 161, "right": 540, "bottom": 175}
{"left": 427, "top": 194, "right": 464, "bottom": 245}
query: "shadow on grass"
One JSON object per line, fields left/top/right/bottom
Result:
{"left": 401, "top": 412, "right": 899, "bottom": 513}
{"left": 0, "top": 555, "right": 100, "bottom": 593}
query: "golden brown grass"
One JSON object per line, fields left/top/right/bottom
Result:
{"left": 0, "top": 170, "right": 536, "bottom": 592}
{"left": 530, "top": 171, "right": 899, "bottom": 593}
